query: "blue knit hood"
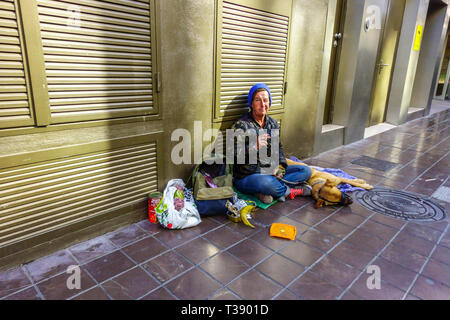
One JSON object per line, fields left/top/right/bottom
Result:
{"left": 248, "top": 83, "right": 272, "bottom": 110}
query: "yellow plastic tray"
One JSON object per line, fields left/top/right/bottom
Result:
{"left": 269, "top": 223, "right": 296, "bottom": 240}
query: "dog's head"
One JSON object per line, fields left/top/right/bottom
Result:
{"left": 313, "top": 179, "right": 353, "bottom": 208}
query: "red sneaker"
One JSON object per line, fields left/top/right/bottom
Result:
{"left": 289, "top": 185, "right": 312, "bottom": 199}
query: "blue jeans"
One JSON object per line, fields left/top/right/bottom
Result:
{"left": 233, "top": 165, "right": 312, "bottom": 199}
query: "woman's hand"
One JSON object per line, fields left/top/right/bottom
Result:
{"left": 256, "top": 133, "right": 270, "bottom": 150}
{"left": 273, "top": 165, "right": 285, "bottom": 179}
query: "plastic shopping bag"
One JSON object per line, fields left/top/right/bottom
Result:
{"left": 155, "top": 179, "right": 201, "bottom": 229}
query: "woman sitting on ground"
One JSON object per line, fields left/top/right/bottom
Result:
{"left": 231, "top": 83, "right": 312, "bottom": 204}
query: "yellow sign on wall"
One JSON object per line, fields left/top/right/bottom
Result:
{"left": 413, "top": 25, "right": 423, "bottom": 51}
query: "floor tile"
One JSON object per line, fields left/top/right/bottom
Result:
{"left": 297, "top": 228, "right": 340, "bottom": 252}
{"left": 328, "top": 209, "right": 366, "bottom": 228}
{"left": 105, "top": 224, "right": 149, "bottom": 248}
{"left": 287, "top": 271, "right": 342, "bottom": 300}
{"left": 255, "top": 253, "right": 305, "bottom": 286}
{"left": 152, "top": 228, "right": 199, "bottom": 248}
{"left": 3, "top": 286, "right": 42, "bottom": 300}
{"left": 347, "top": 276, "right": 405, "bottom": 300}
{"left": 102, "top": 267, "right": 160, "bottom": 300}
{"left": 165, "top": 268, "right": 221, "bottom": 300}
{"left": 227, "top": 269, "right": 283, "bottom": 300}
{"left": 135, "top": 220, "right": 164, "bottom": 235}
{"left": 175, "top": 237, "right": 220, "bottom": 264}
{"left": 249, "top": 227, "right": 291, "bottom": 251}
{"left": 140, "top": 287, "right": 176, "bottom": 300}
{"left": 252, "top": 208, "right": 283, "bottom": 226}
{"left": 83, "top": 250, "right": 135, "bottom": 283}
{"left": 310, "top": 255, "right": 360, "bottom": 288}
{"left": 402, "top": 223, "right": 444, "bottom": 243}
{"left": 0, "top": 267, "right": 33, "bottom": 299}
{"left": 315, "top": 218, "right": 354, "bottom": 239}
{"left": 370, "top": 257, "right": 417, "bottom": 292}
{"left": 68, "top": 236, "right": 116, "bottom": 265}
{"left": 368, "top": 213, "right": 407, "bottom": 229}
{"left": 345, "top": 229, "right": 388, "bottom": 254}
{"left": 381, "top": 242, "right": 427, "bottom": 273}
{"left": 37, "top": 266, "right": 96, "bottom": 300}
{"left": 391, "top": 230, "right": 435, "bottom": 257}
{"left": 409, "top": 275, "right": 450, "bottom": 300}
{"left": 273, "top": 289, "right": 302, "bottom": 300}
{"left": 340, "top": 291, "right": 362, "bottom": 300}
{"left": 209, "top": 288, "right": 240, "bottom": 300}
{"left": 421, "top": 258, "right": 450, "bottom": 286}
{"left": 122, "top": 236, "right": 168, "bottom": 264}
{"left": 71, "top": 286, "right": 110, "bottom": 300}
{"left": 329, "top": 240, "right": 375, "bottom": 270}
{"left": 431, "top": 245, "right": 450, "bottom": 266}
{"left": 358, "top": 220, "right": 398, "bottom": 241}
{"left": 226, "top": 238, "right": 273, "bottom": 267}
{"left": 24, "top": 250, "right": 78, "bottom": 283}
{"left": 200, "top": 251, "right": 249, "bottom": 285}
{"left": 142, "top": 251, "right": 192, "bottom": 283}
{"left": 202, "top": 226, "right": 245, "bottom": 250}
{"left": 278, "top": 240, "right": 323, "bottom": 267}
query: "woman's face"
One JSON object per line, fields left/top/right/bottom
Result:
{"left": 252, "top": 90, "right": 270, "bottom": 119}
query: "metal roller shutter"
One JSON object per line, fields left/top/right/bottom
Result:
{"left": 215, "top": 0, "right": 290, "bottom": 121}
{"left": 0, "top": 140, "right": 158, "bottom": 248}
{"left": 36, "top": 0, "right": 156, "bottom": 123}
{"left": 0, "top": 0, "right": 34, "bottom": 128}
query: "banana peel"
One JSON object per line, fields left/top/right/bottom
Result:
{"left": 225, "top": 200, "right": 256, "bottom": 228}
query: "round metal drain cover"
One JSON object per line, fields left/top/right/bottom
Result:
{"left": 354, "top": 187, "right": 447, "bottom": 222}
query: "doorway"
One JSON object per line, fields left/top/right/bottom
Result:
{"left": 434, "top": 33, "right": 450, "bottom": 100}
{"left": 322, "top": 0, "right": 346, "bottom": 125}
{"left": 366, "top": 0, "right": 406, "bottom": 127}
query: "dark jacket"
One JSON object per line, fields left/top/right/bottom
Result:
{"left": 230, "top": 112, "right": 287, "bottom": 179}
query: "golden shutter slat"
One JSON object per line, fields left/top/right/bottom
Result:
{"left": 0, "top": 85, "right": 26, "bottom": 93}
{"left": 45, "top": 62, "right": 150, "bottom": 72}
{"left": 37, "top": 0, "right": 155, "bottom": 123}
{"left": 37, "top": 6, "right": 149, "bottom": 28}
{"left": 41, "top": 0, "right": 150, "bottom": 17}
{"left": 0, "top": 77, "right": 25, "bottom": 85}
{"left": 0, "top": 108, "right": 29, "bottom": 117}
{"left": 50, "top": 102, "right": 153, "bottom": 112}
{"left": 0, "top": 26, "right": 18, "bottom": 37}
{"left": 0, "top": 100, "right": 29, "bottom": 108}
{"left": 48, "top": 83, "right": 152, "bottom": 91}
{"left": 39, "top": 23, "right": 150, "bottom": 42}
{"left": 0, "top": 35, "right": 19, "bottom": 45}
{"left": 100, "top": 0, "right": 150, "bottom": 10}
{"left": 46, "top": 77, "right": 151, "bottom": 84}
{"left": 41, "top": 32, "right": 150, "bottom": 49}
{"left": 45, "top": 70, "right": 151, "bottom": 78}
{"left": 49, "top": 89, "right": 153, "bottom": 99}
{"left": 0, "top": 17, "right": 16, "bottom": 28}
{"left": 43, "top": 47, "right": 150, "bottom": 60}
{"left": 38, "top": 15, "right": 150, "bottom": 35}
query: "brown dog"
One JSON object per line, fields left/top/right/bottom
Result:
{"left": 286, "top": 158, "right": 373, "bottom": 208}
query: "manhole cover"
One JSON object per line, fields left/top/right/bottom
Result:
{"left": 350, "top": 156, "right": 399, "bottom": 172}
{"left": 354, "top": 187, "right": 447, "bottom": 222}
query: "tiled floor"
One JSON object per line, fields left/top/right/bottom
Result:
{"left": 1, "top": 101, "right": 449, "bottom": 300}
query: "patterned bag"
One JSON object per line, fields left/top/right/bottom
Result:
{"left": 155, "top": 179, "right": 201, "bottom": 229}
